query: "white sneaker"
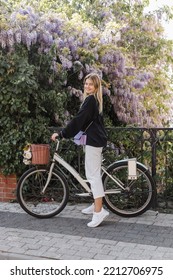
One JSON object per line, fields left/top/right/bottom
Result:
{"left": 87, "top": 208, "right": 109, "bottom": 227}
{"left": 81, "top": 203, "right": 94, "bottom": 215}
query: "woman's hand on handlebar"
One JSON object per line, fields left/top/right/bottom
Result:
{"left": 51, "top": 133, "right": 59, "bottom": 141}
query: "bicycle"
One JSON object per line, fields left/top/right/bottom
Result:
{"left": 17, "top": 139, "right": 155, "bottom": 219}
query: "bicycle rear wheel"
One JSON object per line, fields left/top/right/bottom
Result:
{"left": 102, "top": 161, "right": 155, "bottom": 217}
{"left": 17, "top": 167, "right": 69, "bottom": 218}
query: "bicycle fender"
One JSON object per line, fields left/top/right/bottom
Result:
{"left": 106, "top": 159, "right": 149, "bottom": 172}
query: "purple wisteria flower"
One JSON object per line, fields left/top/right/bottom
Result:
{"left": 14, "top": 30, "right": 22, "bottom": 44}
{"left": 59, "top": 55, "right": 72, "bottom": 69}
{"left": 0, "top": 4, "right": 171, "bottom": 127}
{"left": 131, "top": 79, "right": 146, "bottom": 89}
{"left": 0, "top": 30, "right": 7, "bottom": 48}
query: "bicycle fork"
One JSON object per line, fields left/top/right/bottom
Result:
{"left": 40, "top": 161, "right": 55, "bottom": 194}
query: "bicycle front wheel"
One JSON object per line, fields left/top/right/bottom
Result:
{"left": 102, "top": 161, "right": 155, "bottom": 217}
{"left": 17, "top": 167, "right": 69, "bottom": 218}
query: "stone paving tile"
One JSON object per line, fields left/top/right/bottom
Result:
{"left": 163, "top": 252, "right": 173, "bottom": 259}
{"left": 0, "top": 203, "right": 173, "bottom": 260}
{"left": 93, "top": 254, "right": 116, "bottom": 260}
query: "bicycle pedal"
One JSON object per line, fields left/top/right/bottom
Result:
{"left": 75, "top": 193, "right": 92, "bottom": 197}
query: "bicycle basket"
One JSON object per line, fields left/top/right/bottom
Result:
{"left": 31, "top": 144, "right": 50, "bottom": 165}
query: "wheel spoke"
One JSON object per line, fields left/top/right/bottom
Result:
{"left": 103, "top": 162, "right": 154, "bottom": 217}
{"left": 17, "top": 168, "right": 69, "bottom": 218}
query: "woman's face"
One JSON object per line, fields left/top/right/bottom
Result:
{"left": 84, "top": 78, "right": 96, "bottom": 95}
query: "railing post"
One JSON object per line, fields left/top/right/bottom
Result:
{"left": 149, "top": 129, "right": 157, "bottom": 208}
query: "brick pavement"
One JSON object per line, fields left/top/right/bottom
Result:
{"left": 0, "top": 202, "right": 173, "bottom": 260}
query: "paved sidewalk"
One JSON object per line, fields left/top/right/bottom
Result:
{"left": 0, "top": 202, "right": 173, "bottom": 260}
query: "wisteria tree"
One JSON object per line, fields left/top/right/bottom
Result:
{"left": 0, "top": 0, "right": 173, "bottom": 174}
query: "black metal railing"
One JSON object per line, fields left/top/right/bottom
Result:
{"left": 106, "top": 127, "right": 173, "bottom": 212}
{"left": 50, "top": 126, "right": 173, "bottom": 212}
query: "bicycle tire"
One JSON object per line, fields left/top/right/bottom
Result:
{"left": 102, "top": 161, "right": 155, "bottom": 217}
{"left": 17, "top": 167, "right": 69, "bottom": 218}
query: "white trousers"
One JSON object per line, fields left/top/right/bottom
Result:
{"left": 85, "top": 145, "right": 105, "bottom": 199}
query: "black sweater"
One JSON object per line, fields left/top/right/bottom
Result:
{"left": 60, "top": 95, "right": 107, "bottom": 147}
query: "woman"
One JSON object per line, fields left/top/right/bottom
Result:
{"left": 51, "top": 73, "right": 109, "bottom": 227}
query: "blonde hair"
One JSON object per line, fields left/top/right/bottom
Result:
{"left": 83, "top": 73, "right": 103, "bottom": 113}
